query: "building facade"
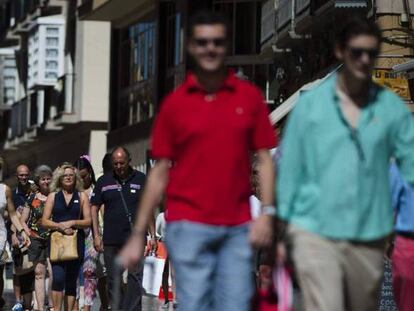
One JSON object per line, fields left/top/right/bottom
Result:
{"left": 0, "top": 0, "right": 111, "bottom": 182}
{"left": 264, "top": 0, "right": 414, "bottom": 124}
{"left": 78, "top": 0, "right": 277, "bottom": 171}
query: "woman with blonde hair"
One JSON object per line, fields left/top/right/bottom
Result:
{"left": 42, "top": 163, "right": 91, "bottom": 311}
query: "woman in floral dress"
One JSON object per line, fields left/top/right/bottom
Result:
{"left": 74, "top": 157, "right": 108, "bottom": 311}
{"left": 20, "top": 165, "right": 54, "bottom": 311}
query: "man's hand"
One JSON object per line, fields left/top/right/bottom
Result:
{"left": 119, "top": 233, "right": 145, "bottom": 270}
{"left": 94, "top": 236, "right": 104, "bottom": 253}
{"left": 11, "top": 233, "right": 19, "bottom": 249}
{"left": 19, "top": 231, "right": 30, "bottom": 247}
{"left": 249, "top": 215, "right": 274, "bottom": 248}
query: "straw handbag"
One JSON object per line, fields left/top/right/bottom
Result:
{"left": 50, "top": 192, "right": 81, "bottom": 262}
{"left": 50, "top": 230, "right": 78, "bottom": 262}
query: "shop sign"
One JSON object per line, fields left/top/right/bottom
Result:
{"left": 372, "top": 70, "right": 411, "bottom": 101}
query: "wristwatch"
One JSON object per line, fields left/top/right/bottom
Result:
{"left": 262, "top": 205, "right": 277, "bottom": 217}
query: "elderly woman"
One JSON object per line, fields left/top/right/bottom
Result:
{"left": 42, "top": 163, "right": 91, "bottom": 311}
{"left": 20, "top": 165, "right": 54, "bottom": 311}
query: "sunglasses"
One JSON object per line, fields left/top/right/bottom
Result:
{"left": 348, "top": 47, "right": 379, "bottom": 60}
{"left": 193, "top": 38, "right": 226, "bottom": 48}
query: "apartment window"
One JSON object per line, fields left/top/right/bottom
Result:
{"left": 45, "top": 72, "right": 57, "bottom": 79}
{"left": 45, "top": 60, "right": 58, "bottom": 70}
{"left": 46, "top": 27, "right": 59, "bottom": 36}
{"left": 213, "top": 0, "right": 261, "bottom": 55}
{"left": 119, "top": 21, "right": 156, "bottom": 88}
{"left": 165, "top": 7, "right": 183, "bottom": 68}
{"left": 46, "top": 49, "right": 58, "bottom": 58}
{"left": 114, "top": 17, "right": 157, "bottom": 129}
{"left": 4, "top": 76, "right": 15, "bottom": 87}
{"left": 46, "top": 38, "right": 58, "bottom": 46}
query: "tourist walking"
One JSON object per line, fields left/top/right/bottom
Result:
{"left": 20, "top": 165, "right": 53, "bottom": 311}
{"left": 41, "top": 163, "right": 91, "bottom": 311}
{"left": 277, "top": 18, "right": 414, "bottom": 311}
{"left": 90, "top": 147, "right": 152, "bottom": 311}
{"left": 120, "top": 10, "right": 277, "bottom": 311}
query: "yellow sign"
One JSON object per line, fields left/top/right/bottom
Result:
{"left": 372, "top": 70, "right": 411, "bottom": 101}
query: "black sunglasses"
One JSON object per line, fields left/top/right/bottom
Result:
{"left": 193, "top": 38, "right": 226, "bottom": 48}
{"left": 348, "top": 47, "right": 379, "bottom": 60}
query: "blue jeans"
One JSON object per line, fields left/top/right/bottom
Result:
{"left": 165, "top": 221, "right": 254, "bottom": 311}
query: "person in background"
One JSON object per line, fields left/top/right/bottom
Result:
{"left": 389, "top": 161, "right": 414, "bottom": 311}
{"left": 74, "top": 156, "right": 109, "bottom": 311}
{"left": 42, "top": 163, "right": 91, "bottom": 311}
{"left": 90, "top": 147, "right": 153, "bottom": 311}
{"left": 156, "top": 205, "right": 177, "bottom": 310}
{"left": 0, "top": 162, "right": 30, "bottom": 308}
{"left": 120, "top": 10, "right": 276, "bottom": 311}
{"left": 277, "top": 17, "right": 414, "bottom": 311}
{"left": 20, "top": 165, "right": 53, "bottom": 311}
{"left": 11, "top": 164, "right": 35, "bottom": 311}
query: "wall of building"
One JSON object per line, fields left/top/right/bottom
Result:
{"left": 74, "top": 20, "right": 111, "bottom": 123}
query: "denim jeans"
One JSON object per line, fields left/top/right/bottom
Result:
{"left": 165, "top": 221, "right": 254, "bottom": 311}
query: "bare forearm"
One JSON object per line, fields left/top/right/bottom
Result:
{"left": 73, "top": 219, "right": 91, "bottom": 229}
{"left": 91, "top": 205, "right": 100, "bottom": 238}
{"left": 41, "top": 219, "right": 61, "bottom": 231}
{"left": 148, "top": 220, "right": 156, "bottom": 237}
{"left": 10, "top": 213, "right": 24, "bottom": 233}
{"left": 257, "top": 151, "right": 275, "bottom": 206}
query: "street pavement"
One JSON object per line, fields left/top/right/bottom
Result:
{"left": 1, "top": 291, "right": 169, "bottom": 311}
{"left": 0, "top": 260, "right": 398, "bottom": 311}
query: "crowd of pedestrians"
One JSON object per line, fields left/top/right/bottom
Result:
{"left": 0, "top": 9, "right": 414, "bottom": 311}
{"left": 0, "top": 148, "right": 155, "bottom": 311}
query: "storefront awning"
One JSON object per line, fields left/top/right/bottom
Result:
{"left": 393, "top": 59, "right": 414, "bottom": 74}
{"left": 270, "top": 68, "right": 338, "bottom": 125}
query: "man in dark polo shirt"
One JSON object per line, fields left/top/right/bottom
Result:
{"left": 120, "top": 11, "right": 277, "bottom": 311}
{"left": 90, "top": 147, "right": 154, "bottom": 311}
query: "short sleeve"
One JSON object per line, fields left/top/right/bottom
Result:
{"left": 151, "top": 97, "right": 176, "bottom": 159}
{"left": 90, "top": 176, "right": 104, "bottom": 206}
{"left": 251, "top": 89, "right": 277, "bottom": 150}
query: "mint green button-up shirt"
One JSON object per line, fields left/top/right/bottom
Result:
{"left": 277, "top": 73, "right": 414, "bottom": 241}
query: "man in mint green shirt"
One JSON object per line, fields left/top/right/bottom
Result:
{"left": 277, "top": 18, "right": 414, "bottom": 311}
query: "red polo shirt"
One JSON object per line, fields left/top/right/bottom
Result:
{"left": 151, "top": 71, "right": 277, "bottom": 225}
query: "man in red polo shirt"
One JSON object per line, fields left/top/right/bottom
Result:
{"left": 120, "top": 10, "right": 277, "bottom": 311}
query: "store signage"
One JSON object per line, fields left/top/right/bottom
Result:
{"left": 372, "top": 70, "right": 411, "bottom": 101}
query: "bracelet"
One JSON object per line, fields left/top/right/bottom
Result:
{"left": 262, "top": 205, "right": 277, "bottom": 217}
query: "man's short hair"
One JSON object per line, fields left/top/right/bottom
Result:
{"left": 336, "top": 17, "right": 381, "bottom": 49}
{"left": 111, "top": 146, "right": 131, "bottom": 161}
{"left": 187, "top": 10, "right": 230, "bottom": 38}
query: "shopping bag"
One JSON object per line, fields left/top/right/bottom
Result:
{"left": 273, "top": 264, "right": 293, "bottom": 311}
{"left": 142, "top": 253, "right": 166, "bottom": 296}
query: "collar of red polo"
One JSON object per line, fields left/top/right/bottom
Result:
{"left": 185, "top": 70, "right": 237, "bottom": 93}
